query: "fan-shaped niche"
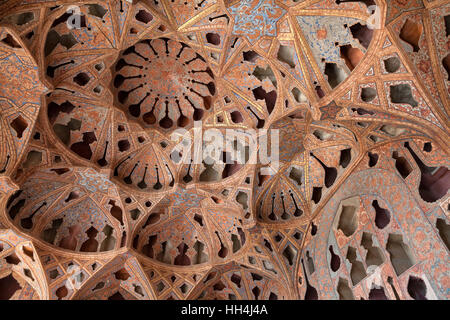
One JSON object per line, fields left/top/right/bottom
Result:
{"left": 135, "top": 189, "right": 247, "bottom": 266}
{"left": 113, "top": 143, "right": 174, "bottom": 192}
{"left": 176, "top": 128, "right": 253, "bottom": 185}
{"left": 73, "top": 256, "right": 151, "bottom": 300}
{"left": 256, "top": 175, "right": 305, "bottom": 222}
{"left": 6, "top": 167, "right": 122, "bottom": 253}
{"left": 112, "top": 37, "right": 215, "bottom": 133}
{"left": 194, "top": 266, "right": 288, "bottom": 300}
{"left": 44, "top": 207, "right": 119, "bottom": 254}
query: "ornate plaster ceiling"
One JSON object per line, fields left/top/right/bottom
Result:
{"left": 0, "top": 0, "right": 448, "bottom": 300}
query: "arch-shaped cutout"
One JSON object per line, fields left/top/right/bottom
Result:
{"left": 399, "top": 19, "right": 422, "bottom": 52}
{"left": 336, "top": 198, "right": 359, "bottom": 237}
{"left": 386, "top": 234, "right": 415, "bottom": 276}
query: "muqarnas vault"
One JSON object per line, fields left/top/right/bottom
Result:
{"left": 0, "top": 0, "right": 449, "bottom": 300}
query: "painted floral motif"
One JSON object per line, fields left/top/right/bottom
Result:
{"left": 228, "top": 0, "right": 286, "bottom": 43}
